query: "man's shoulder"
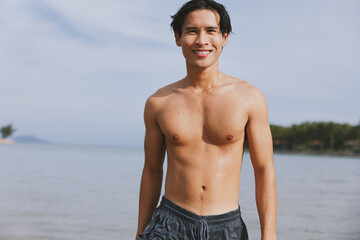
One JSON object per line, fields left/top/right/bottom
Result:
{"left": 153, "top": 80, "right": 183, "bottom": 97}
{"left": 225, "top": 75, "right": 262, "bottom": 97}
{"left": 222, "top": 76, "right": 268, "bottom": 122}
{"left": 145, "top": 79, "right": 184, "bottom": 110}
{"left": 223, "top": 75, "right": 267, "bottom": 112}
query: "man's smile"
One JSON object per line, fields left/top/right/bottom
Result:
{"left": 193, "top": 50, "right": 212, "bottom": 57}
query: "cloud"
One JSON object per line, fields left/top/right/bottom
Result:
{"left": 39, "top": 0, "right": 177, "bottom": 46}
{"left": 0, "top": 0, "right": 359, "bottom": 146}
{"left": 220, "top": 0, "right": 360, "bottom": 125}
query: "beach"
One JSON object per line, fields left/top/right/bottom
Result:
{"left": 0, "top": 143, "right": 359, "bottom": 240}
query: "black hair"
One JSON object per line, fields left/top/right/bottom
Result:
{"left": 170, "top": 0, "right": 232, "bottom": 37}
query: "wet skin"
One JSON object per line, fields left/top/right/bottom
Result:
{"left": 160, "top": 9, "right": 247, "bottom": 215}
{"left": 155, "top": 77, "right": 251, "bottom": 215}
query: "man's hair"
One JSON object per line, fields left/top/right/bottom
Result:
{"left": 170, "top": 0, "right": 232, "bottom": 37}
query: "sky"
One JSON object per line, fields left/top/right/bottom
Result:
{"left": 0, "top": 0, "right": 359, "bottom": 147}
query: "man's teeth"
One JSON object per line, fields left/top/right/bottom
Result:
{"left": 194, "top": 51, "right": 210, "bottom": 54}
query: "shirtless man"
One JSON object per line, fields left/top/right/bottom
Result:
{"left": 136, "top": 1, "right": 277, "bottom": 239}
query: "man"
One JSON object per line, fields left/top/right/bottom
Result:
{"left": 136, "top": 0, "right": 277, "bottom": 239}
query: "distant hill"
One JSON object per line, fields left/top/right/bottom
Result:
{"left": 13, "top": 135, "right": 51, "bottom": 144}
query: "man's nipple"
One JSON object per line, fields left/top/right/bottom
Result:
{"left": 172, "top": 135, "right": 179, "bottom": 141}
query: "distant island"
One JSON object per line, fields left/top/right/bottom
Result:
{"left": 13, "top": 135, "right": 51, "bottom": 144}
{"left": 269, "top": 121, "right": 360, "bottom": 156}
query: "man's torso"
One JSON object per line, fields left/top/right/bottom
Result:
{"left": 152, "top": 75, "right": 253, "bottom": 215}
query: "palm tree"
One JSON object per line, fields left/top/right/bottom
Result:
{"left": 1, "top": 124, "right": 15, "bottom": 139}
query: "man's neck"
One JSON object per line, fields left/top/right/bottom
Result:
{"left": 185, "top": 63, "right": 223, "bottom": 91}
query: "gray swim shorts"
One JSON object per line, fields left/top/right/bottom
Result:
{"left": 139, "top": 196, "right": 249, "bottom": 240}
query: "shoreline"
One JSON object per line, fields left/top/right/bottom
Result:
{"left": 0, "top": 138, "right": 15, "bottom": 145}
{"left": 272, "top": 150, "right": 360, "bottom": 158}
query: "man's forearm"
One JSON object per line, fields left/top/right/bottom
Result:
{"left": 254, "top": 165, "right": 277, "bottom": 240}
{"left": 136, "top": 167, "right": 163, "bottom": 238}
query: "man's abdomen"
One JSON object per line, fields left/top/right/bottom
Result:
{"left": 164, "top": 144, "right": 243, "bottom": 216}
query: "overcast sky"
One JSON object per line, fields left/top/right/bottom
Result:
{"left": 1, "top": 0, "right": 359, "bottom": 146}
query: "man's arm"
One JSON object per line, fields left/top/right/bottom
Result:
{"left": 136, "top": 96, "right": 166, "bottom": 238}
{"left": 246, "top": 87, "right": 277, "bottom": 240}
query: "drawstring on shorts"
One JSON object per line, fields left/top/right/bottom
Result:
{"left": 156, "top": 196, "right": 246, "bottom": 239}
{"left": 196, "top": 219, "right": 209, "bottom": 240}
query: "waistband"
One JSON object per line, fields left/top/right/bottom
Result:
{"left": 158, "top": 196, "right": 242, "bottom": 227}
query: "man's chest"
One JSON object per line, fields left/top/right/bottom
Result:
{"left": 157, "top": 93, "right": 248, "bottom": 145}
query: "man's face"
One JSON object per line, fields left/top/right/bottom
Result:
{"left": 175, "top": 9, "right": 228, "bottom": 69}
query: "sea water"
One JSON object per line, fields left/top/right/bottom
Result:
{"left": 0, "top": 144, "right": 359, "bottom": 240}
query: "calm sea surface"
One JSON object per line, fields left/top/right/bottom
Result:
{"left": 0, "top": 144, "right": 359, "bottom": 240}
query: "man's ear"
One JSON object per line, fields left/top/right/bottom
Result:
{"left": 222, "top": 33, "right": 229, "bottom": 46}
{"left": 175, "top": 32, "right": 181, "bottom": 47}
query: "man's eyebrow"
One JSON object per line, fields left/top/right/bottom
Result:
{"left": 184, "top": 26, "right": 219, "bottom": 31}
{"left": 184, "top": 26, "right": 198, "bottom": 31}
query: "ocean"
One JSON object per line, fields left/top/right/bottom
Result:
{"left": 0, "top": 143, "right": 359, "bottom": 240}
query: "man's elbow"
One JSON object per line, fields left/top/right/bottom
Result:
{"left": 143, "top": 163, "right": 163, "bottom": 177}
{"left": 253, "top": 162, "right": 275, "bottom": 179}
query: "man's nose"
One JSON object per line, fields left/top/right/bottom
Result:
{"left": 195, "top": 31, "right": 209, "bottom": 46}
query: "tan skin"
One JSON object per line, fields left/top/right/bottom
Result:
{"left": 136, "top": 10, "right": 277, "bottom": 240}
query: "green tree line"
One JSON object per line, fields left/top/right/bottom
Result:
{"left": 270, "top": 122, "right": 360, "bottom": 154}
